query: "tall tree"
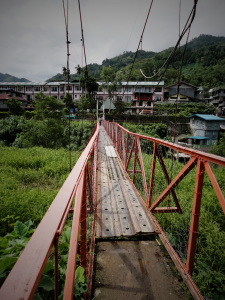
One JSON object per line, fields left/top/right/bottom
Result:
{"left": 100, "top": 66, "right": 122, "bottom": 114}
{"left": 7, "top": 98, "right": 24, "bottom": 116}
{"left": 34, "top": 92, "right": 63, "bottom": 120}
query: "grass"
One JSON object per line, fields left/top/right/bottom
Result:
{"left": 0, "top": 146, "right": 81, "bottom": 236}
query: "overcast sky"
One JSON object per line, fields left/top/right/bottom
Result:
{"left": 0, "top": 0, "right": 225, "bottom": 82}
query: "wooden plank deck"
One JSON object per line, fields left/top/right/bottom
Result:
{"left": 95, "top": 126, "right": 155, "bottom": 238}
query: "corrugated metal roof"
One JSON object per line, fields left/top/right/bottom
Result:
{"left": 97, "top": 81, "right": 164, "bottom": 86}
{"left": 188, "top": 114, "right": 225, "bottom": 121}
{"left": 1, "top": 81, "right": 164, "bottom": 87}
{"left": 99, "top": 98, "right": 116, "bottom": 110}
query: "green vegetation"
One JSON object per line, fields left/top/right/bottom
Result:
{"left": 123, "top": 122, "right": 168, "bottom": 139}
{"left": 154, "top": 102, "right": 216, "bottom": 117}
{"left": 0, "top": 220, "right": 88, "bottom": 299}
{"left": 123, "top": 123, "right": 225, "bottom": 299}
{"left": 47, "top": 35, "right": 225, "bottom": 89}
{"left": 0, "top": 72, "right": 30, "bottom": 82}
{"left": 210, "top": 133, "right": 225, "bottom": 157}
{"left": 0, "top": 116, "right": 95, "bottom": 150}
{"left": 0, "top": 147, "right": 81, "bottom": 236}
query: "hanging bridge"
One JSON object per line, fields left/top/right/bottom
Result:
{"left": 0, "top": 120, "right": 225, "bottom": 300}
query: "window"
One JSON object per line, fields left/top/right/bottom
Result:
{"left": 125, "top": 87, "right": 131, "bottom": 92}
{"left": 35, "top": 87, "right": 41, "bottom": 92}
{"left": 139, "top": 101, "right": 143, "bottom": 106}
{"left": 124, "top": 96, "right": 131, "bottom": 102}
{"left": 155, "top": 87, "right": 162, "bottom": 92}
{"left": 75, "top": 86, "right": 81, "bottom": 91}
{"left": 26, "top": 87, "right": 32, "bottom": 92}
{"left": 44, "top": 87, "right": 48, "bottom": 91}
{"left": 135, "top": 87, "right": 141, "bottom": 92}
{"left": 60, "top": 87, "right": 64, "bottom": 92}
{"left": 66, "top": 86, "right": 72, "bottom": 91}
{"left": 147, "top": 101, "right": 151, "bottom": 106}
{"left": 145, "top": 87, "right": 152, "bottom": 93}
{"left": 51, "top": 87, "right": 58, "bottom": 92}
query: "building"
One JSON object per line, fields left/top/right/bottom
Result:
{"left": 0, "top": 88, "right": 28, "bottom": 111}
{"left": 187, "top": 114, "right": 225, "bottom": 148}
{"left": 0, "top": 81, "right": 164, "bottom": 115}
{"left": 164, "top": 81, "right": 201, "bottom": 103}
{"left": 209, "top": 86, "right": 225, "bottom": 115}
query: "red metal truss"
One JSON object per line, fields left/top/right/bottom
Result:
{"left": 0, "top": 124, "right": 100, "bottom": 300}
{"left": 102, "top": 119, "right": 225, "bottom": 300}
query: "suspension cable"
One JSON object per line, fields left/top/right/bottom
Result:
{"left": 122, "top": 0, "right": 154, "bottom": 100}
{"left": 62, "top": 0, "right": 72, "bottom": 171}
{"left": 140, "top": 0, "right": 198, "bottom": 80}
{"left": 78, "top": 0, "right": 88, "bottom": 72}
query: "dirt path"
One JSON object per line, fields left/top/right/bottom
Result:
{"left": 93, "top": 240, "right": 187, "bottom": 300}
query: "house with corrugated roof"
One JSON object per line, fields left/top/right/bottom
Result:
{"left": 0, "top": 89, "right": 28, "bottom": 110}
{"left": 187, "top": 114, "right": 225, "bottom": 147}
{"left": 164, "top": 81, "right": 201, "bottom": 103}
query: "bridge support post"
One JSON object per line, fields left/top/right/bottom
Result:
{"left": 80, "top": 165, "right": 87, "bottom": 274}
{"left": 186, "top": 159, "right": 205, "bottom": 275}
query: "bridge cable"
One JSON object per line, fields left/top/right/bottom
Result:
{"left": 62, "top": 0, "right": 72, "bottom": 171}
{"left": 140, "top": 0, "right": 198, "bottom": 81}
{"left": 122, "top": 0, "right": 154, "bottom": 101}
{"left": 78, "top": 0, "right": 88, "bottom": 73}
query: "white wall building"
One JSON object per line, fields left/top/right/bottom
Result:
{"left": 0, "top": 81, "right": 164, "bottom": 114}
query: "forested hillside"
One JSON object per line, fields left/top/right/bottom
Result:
{"left": 0, "top": 73, "right": 30, "bottom": 82}
{"left": 48, "top": 34, "right": 225, "bottom": 89}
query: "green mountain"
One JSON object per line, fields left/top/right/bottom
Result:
{"left": 50, "top": 34, "right": 225, "bottom": 89}
{"left": 0, "top": 73, "right": 30, "bottom": 82}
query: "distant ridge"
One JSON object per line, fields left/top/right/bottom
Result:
{"left": 0, "top": 73, "right": 30, "bottom": 82}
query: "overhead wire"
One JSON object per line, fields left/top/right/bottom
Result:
{"left": 62, "top": 0, "right": 72, "bottom": 171}
{"left": 140, "top": 0, "right": 198, "bottom": 81}
{"left": 122, "top": 0, "right": 154, "bottom": 101}
{"left": 78, "top": 0, "right": 88, "bottom": 73}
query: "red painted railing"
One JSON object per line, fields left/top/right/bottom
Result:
{"left": 0, "top": 124, "right": 99, "bottom": 300}
{"left": 103, "top": 120, "right": 225, "bottom": 300}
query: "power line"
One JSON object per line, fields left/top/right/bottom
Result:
{"left": 62, "top": 0, "right": 72, "bottom": 171}
{"left": 140, "top": 0, "right": 198, "bottom": 81}
{"left": 78, "top": 0, "right": 88, "bottom": 72}
{"left": 122, "top": 0, "right": 154, "bottom": 100}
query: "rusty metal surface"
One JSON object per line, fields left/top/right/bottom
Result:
{"left": 0, "top": 124, "right": 99, "bottom": 300}
{"left": 96, "top": 127, "right": 155, "bottom": 238}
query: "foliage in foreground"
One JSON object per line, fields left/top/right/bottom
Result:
{"left": 0, "top": 220, "right": 87, "bottom": 299}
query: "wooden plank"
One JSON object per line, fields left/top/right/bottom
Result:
{"left": 96, "top": 127, "right": 155, "bottom": 238}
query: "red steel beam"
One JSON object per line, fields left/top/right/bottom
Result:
{"left": 204, "top": 161, "right": 225, "bottom": 214}
{"left": 0, "top": 124, "right": 99, "bottom": 300}
{"left": 150, "top": 157, "right": 197, "bottom": 212}
{"left": 155, "top": 146, "right": 182, "bottom": 213}
{"left": 80, "top": 166, "right": 87, "bottom": 274}
{"left": 148, "top": 142, "right": 157, "bottom": 208}
{"left": 63, "top": 172, "right": 85, "bottom": 299}
{"left": 136, "top": 137, "right": 149, "bottom": 201}
{"left": 186, "top": 160, "right": 205, "bottom": 275}
{"left": 103, "top": 120, "right": 225, "bottom": 167}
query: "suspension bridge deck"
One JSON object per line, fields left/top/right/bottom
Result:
{"left": 95, "top": 126, "right": 155, "bottom": 238}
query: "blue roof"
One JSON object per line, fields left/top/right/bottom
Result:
{"left": 188, "top": 114, "right": 225, "bottom": 121}
{"left": 188, "top": 136, "right": 209, "bottom": 140}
